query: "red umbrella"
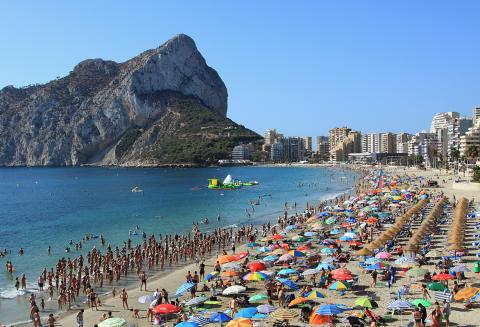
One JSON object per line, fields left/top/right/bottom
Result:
{"left": 272, "top": 234, "right": 284, "bottom": 240}
{"left": 235, "top": 252, "right": 249, "bottom": 260}
{"left": 248, "top": 262, "right": 266, "bottom": 272}
{"left": 432, "top": 273, "right": 454, "bottom": 281}
{"left": 348, "top": 241, "right": 362, "bottom": 247}
{"left": 332, "top": 273, "right": 353, "bottom": 281}
{"left": 331, "top": 268, "right": 352, "bottom": 275}
{"left": 153, "top": 303, "right": 181, "bottom": 314}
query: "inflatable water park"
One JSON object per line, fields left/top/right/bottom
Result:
{"left": 208, "top": 174, "right": 259, "bottom": 190}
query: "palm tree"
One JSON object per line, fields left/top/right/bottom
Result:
{"left": 466, "top": 145, "right": 479, "bottom": 161}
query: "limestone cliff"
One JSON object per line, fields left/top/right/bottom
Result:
{"left": 0, "top": 34, "right": 259, "bottom": 166}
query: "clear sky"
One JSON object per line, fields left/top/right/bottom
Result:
{"left": 1, "top": 1, "right": 479, "bottom": 138}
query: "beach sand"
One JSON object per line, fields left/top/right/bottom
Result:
{"left": 14, "top": 166, "right": 480, "bottom": 327}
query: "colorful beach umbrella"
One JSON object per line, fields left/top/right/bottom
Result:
{"left": 257, "top": 304, "right": 277, "bottom": 314}
{"left": 406, "top": 267, "right": 429, "bottom": 278}
{"left": 412, "top": 299, "right": 432, "bottom": 307}
{"left": 175, "top": 322, "right": 199, "bottom": 327}
{"left": 204, "top": 271, "right": 219, "bottom": 282}
{"left": 355, "top": 297, "right": 372, "bottom": 308}
{"left": 153, "top": 303, "right": 182, "bottom": 314}
{"left": 288, "top": 250, "right": 306, "bottom": 257}
{"left": 306, "top": 290, "right": 326, "bottom": 300}
{"left": 427, "top": 282, "right": 447, "bottom": 291}
{"left": 226, "top": 318, "right": 253, "bottom": 327}
{"left": 277, "top": 278, "right": 299, "bottom": 290}
{"left": 328, "top": 281, "right": 350, "bottom": 290}
{"left": 269, "top": 308, "right": 299, "bottom": 320}
{"left": 454, "top": 287, "right": 479, "bottom": 301}
{"left": 248, "top": 294, "right": 268, "bottom": 303}
{"left": 234, "top": 307, "right": 257, "bottom": 319}
{"left": 315, "top": 304, "right": 345, "bottom": 315}
{"left": 432, "top": 273, "right": 454, "bottom": 281}
{"left": 375, "top": 252, "right": 392, "bottom": 259}
{"left": 243, "top": 272, "right": 268, "bottom": 281}
{"left": 288, "top": 297, "right": 310, "bottom": 307}
{"left": 277, "top": 268, "right": 298, "bottom": 275}
{"left": 175, "top": 283, "right": 196, "bottom": 297}
{"left": 209, "top": 312, "right": 232, "bottom": 323}
{"left": 185, "top": 297, "right": 208, "bottom": 307}
{"left": 248, "top": 262, "right": 266, "bottom": 272}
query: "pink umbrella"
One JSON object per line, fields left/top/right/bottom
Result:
{"left": 277, "top": 253, "right": 294, "bottom": 262}
{"left": 375, "top": 252, "right": 392, "bottom": 259}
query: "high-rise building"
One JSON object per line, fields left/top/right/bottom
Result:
{"left": 447, "top": 117, "right": 473, "bottom": 161}
{"left": 303, "top": 136, "right": 312, "bottom": 152}
{"left": 231, "top": 144, "right": 251, "bottom": 160}
{"left": 270, "top": 137, "right": 306, "bottom": 162}
{"left": 380, "top": 132, "right": 397, "bottom": 153}
{"left": 264, "top": 129, "right": 283, "bottom": 145}
{"left": 331, "top": 130, "right": 361, "bottom": 162}
{"left": 430, "top": 112, "right": 459, "bottom": 133}
{"left": 316, "top": 136, "right": 330, "bottom": 161}
{"left": 473, "top": 107, "right": 480, "bottom": 126}
{"left": 329, "top": 127, "right": 351, "bottom": 160}
{"left": 396, "top": 133, "right": 412, "bottom": 154}
{"left": 361, "top": 133, "right": 381, "bottom": 153}
{"left": 408, "top": 132, "right": 439, "bottom": 167}
{"left": 459, "top": 121, "right": 480, "bottom": 158}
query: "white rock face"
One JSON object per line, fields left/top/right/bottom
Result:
{"left": 0, "top": 34, "right": 228, "bottom": 166}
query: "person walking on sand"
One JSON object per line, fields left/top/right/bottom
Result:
{"left": 443, "top": 299, "right": 451, "bottom": 327}
{"left": 370, "top": 270, "right": 377, "bottom": 287}
{"left": 139, "top": 271, "right": 147, "bottom": 291}
{"left": 76, "top": 309, "right": 84, "bottom": 327}
{"left": 120, "top": 288, "right": 129, "bottom": 309}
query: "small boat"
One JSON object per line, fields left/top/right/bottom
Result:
{"left": 131, "top": 186, "right": 143, "bottom": 193}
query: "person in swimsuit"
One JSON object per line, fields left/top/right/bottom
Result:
{"left": 412, "top": 308, "right": 422, "bottom": 327}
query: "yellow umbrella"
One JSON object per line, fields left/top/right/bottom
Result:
{"left": 454, "top": 287, "right": 479, "bottom": 301}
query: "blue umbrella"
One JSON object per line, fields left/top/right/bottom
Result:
{"left": 204, "top": 272, "right": 219, "bottom": 282}
{"left": 315, "top": 304, "right": 345, "bottom": 315}
{"left": 321, "top": 248, "right": 335, "bottom": 255}
{"left": 262, "top": 255, "right": 278, "bottom": 262}
{"left": 209, "top": 312, "right": 232, "bottom": 323}
{"left": 304, "top": 232, "right": 317, "bottom": 237}
{"left": 277, "top": 278, "right": 299, "bottom": 291}
{"left": 277, "top": 268, "right": 298, "bottom": 275}
{"left": 247, "top": 242, "right": 260, "bottom": 247}
{"left": 175, "top": 282, "right": 196, "bottom": 297}
{"left": 257, "top": 246, "right": 271, "bottom": 253}
{"left": 330, "top": 229, "right": 341, "bottom": 235}
{"left": 234, "top": 307, "right": 257, "bottom": 318}
{"left": 189, "top": 316, "right": 210, "bottom": 326}
{"left": 316, "top": 263, "right": 335, "bottom": 270}
{"left": 339, "top": 236, "right": 353, "bottom": 241}
{"left": 252, "top": 313, "right": 267, "bottom": 319}
{"left": 175, "top": 322, "right": 199, "bottom": 327}
{"left": 346, "top": 217, "right": 357, "bottom": 223}
{"left": 318, "top": 212, "right": 329, "bottom": 217}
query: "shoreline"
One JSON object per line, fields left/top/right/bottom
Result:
{"left": 4, "top": 166, "right": 361, "bottom": 327}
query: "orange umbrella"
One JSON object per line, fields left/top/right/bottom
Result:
{"left": 218, "top": 255, "right": 237, "bottom": 264}
{"left": 226, "top": 318, "right": 253, "bottom": 327}
{"left": 432, "top": 273, "right": 454, "bottom": 281}
{"left": 367, "top": 217, "right": 378, "bottom": 223}
{"left": 309, "top": 306, "right": 334, "bottom": 325}
{"left": 221, "top": 271, "right": 239, "bottom": 278}
{"left": 288, "top": 297, "right": 310, "bottom": 307}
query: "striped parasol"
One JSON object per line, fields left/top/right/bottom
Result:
{"left": 269, "top": 308, "right": 299, "bottom": 320}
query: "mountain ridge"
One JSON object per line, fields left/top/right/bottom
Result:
{"left": 0, "top": 34, "right": 259, "bottom": 166}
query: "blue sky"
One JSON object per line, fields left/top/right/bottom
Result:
{"left": 1, "top": 1, "right": 479, "bottom": 138}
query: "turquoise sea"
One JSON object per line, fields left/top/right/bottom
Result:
{"left": 0, "top": 166, "right": 357, "bottom": 324}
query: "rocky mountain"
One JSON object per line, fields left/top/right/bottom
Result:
{"left": 0, "top": 34, "right": 260, "bottom": 166}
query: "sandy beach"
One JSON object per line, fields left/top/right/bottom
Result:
{"left": 12, "top": 165, "right": 480, "bottom": 327}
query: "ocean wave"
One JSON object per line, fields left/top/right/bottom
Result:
{"left": 0, "top": 288, "right": 26, "bottom": 299}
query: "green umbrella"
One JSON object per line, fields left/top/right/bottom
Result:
{"left": 412, "top": 299, "right": 432, "bottom": 307}
{"left": 98, "top": 318, "right": 127, "bottom": 327}
{"left": 355, "top": 297, "right": 372, "bottom": 308}
{"left": 249, "top": 294, "right": 268, "bottom": 303}
{"left": 406, "top": 267, "right": 429, "bottom": 278}
{"left": 427, "top": 282, "right": 447, "bottom": 291}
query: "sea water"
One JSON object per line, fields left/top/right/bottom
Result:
{"left": 0, "top": 166, "right": 357, "bottom": 324}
